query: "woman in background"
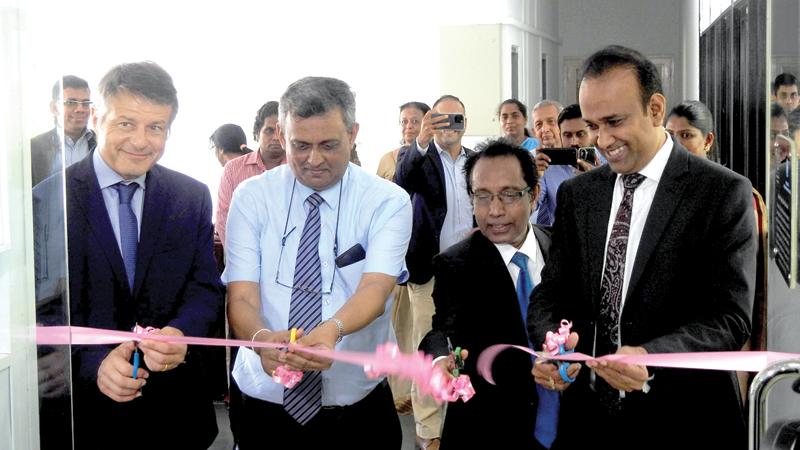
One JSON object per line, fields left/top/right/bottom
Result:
{"left": 211, "top": 123, "right": 252, "bottom": 167}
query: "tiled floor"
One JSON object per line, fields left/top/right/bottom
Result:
{"left": 209, "top": 402, "right": 417, "bottom": 450}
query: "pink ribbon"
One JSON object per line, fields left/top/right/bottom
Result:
{"left": 476, "top": 343, "right": 800, "bottom": 385}
{"left": 272, "top": 365, "right": 303, "bottom": 389}
{"left": 36, "top": 326, "right": 470, "bottom": 403}
{"left": 543, "top": 320, "right": 572, "bottom": 355}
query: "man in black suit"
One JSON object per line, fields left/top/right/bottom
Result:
{"left": 34, "top": 61, "right": 225, "bottom": 449}
{"left": 31, "top": 75, "right": 96, "bottom": 187}
{"left": 420, "top": 139, "right": 572, "bottom": 449}
{"left": 395, "top": 95, "right": 474, "bottom": 448}
{"left": 529, "top": 45, "right": 755, "bottom": 449}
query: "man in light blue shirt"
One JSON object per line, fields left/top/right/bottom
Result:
{"left": 225, "top": 76, "right": 411, "bottom": 449}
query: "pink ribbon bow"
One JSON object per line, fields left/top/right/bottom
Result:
{"left": 272, "top": 365, "right": 304, "bottom": 389}
{"left": 544, "top": 320, "right": 572, "bottom": 355}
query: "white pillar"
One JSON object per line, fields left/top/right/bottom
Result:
{"left": 682, "top": 0, "right": 701, "bottom": 100}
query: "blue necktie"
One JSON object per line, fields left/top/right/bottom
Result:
{"left": 511, "top": 252, "right": 559, "bottom": 449}
{"left": 115, "top": 182, "right": 139, "bottom": 292}
{"left": 284, "top": 193, "right": 324, "bottom": 425}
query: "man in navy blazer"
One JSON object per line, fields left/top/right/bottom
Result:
{"left": 529, "top": 46, "right": 755, "bottom": 450}
{"left": 395, "top": 95, "right": 474, "bottom": 448}
{"left": 46, "top": 61, "right": 224, "bottom": 449}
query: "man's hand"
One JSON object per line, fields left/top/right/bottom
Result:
{"left": 434, "top": 348, "right": 469, "bottom": 378}
{"left": 534, "top": 151, "right": 550, "bottom": 177}
{"left": 282, "top": 321, "right": 338, "bottom": 372}
{"left": 416, "top": 111, "right": 449, "bottom": 149}
{"left": 253, "top": 329, "right": 292, "bottom": 376}
{"left": 97, "top": 341, "right": 147, "bottom": 402}
{"left": 575, "top": 159, "right": 594, "bottom": 173}
{"left": 38, "top": 347, "right": 69, "bottom": 399}
{"left": 138, "top": 326, "right": 187, "bottom": 372}
{"left": 586, "top": 345, "right": 649, "bottom": 392}
{"left": 532, "top": 331, "right": 580, "bottom": 391}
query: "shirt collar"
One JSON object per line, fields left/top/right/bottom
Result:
{"left": 433, "top": 139, "right": 465, "bottom": 160}
{"left": 624, "top": 131, "right": 673, "bottom": 184}
{"left": 493, "top": 224, "right": 539, "bottom": 268}
{"left": 65, "top": 127, "right": 93, "bottom": 145}
{"left": 93, "top": 150, "right": 147, "bottom": 190}
{"left": 245, "top": 151, "right": 267, "bottom": 171}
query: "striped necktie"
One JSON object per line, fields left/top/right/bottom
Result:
{"left": 284, "top": 192, "right": 324, "bottom": 425}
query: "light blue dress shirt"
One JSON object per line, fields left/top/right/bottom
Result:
{"left": 52, "top": 128, "right": 94, "bottom": 176}
{"left": 416, "top": 140, "right": 473, "bottom": 252}
{"left": 92, "top": 150, "right": 146, "bottom": 251}
{"left": 536, "top": 164, "right": 573, "bottom": 227}
{"left": 223, "top": 163, "right": 412, "bottom": 406}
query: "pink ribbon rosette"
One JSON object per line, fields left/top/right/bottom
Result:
{"left": 272, "top": 365, "right": 304, "bottom": 389}
{"left": 363, "top": 343, "right": 474, "bottom": 403}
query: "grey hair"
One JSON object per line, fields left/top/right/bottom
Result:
{"left": 532, "top": 99, "right": 563, "bottom": 114}
{"left": 279, "top": 77, "right": 356, "bottom": 131}
{"left": 97, "top": 61, "right": 178, "bottom": 124}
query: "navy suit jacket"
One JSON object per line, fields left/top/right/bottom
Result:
{"left": 60, "top": 153, "right": 224, "bottom": 449}
{"left": 394, "top": 140, "right": 474, "bottom": 284}
{"left": 529, "top": 143, "right": 755, "bottom": 449}
{"left": 420, "top": 228, "right": 551, "bottom": 450}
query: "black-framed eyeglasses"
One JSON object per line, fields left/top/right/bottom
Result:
{"left": 274, "top": 180, "right": 342, "bottom": 295}
{"left": 471, "top": 187, "right": 532, "bottom": 206}
{"left": 63, "top": 100, "right": 92, "bottom": 108}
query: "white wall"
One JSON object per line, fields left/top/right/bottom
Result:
{"left": 557, "top": 0, "right": 685, "bottom": 106}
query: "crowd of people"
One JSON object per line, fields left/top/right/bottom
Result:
{"left": 30, "top": 45, "right": 771, "bottom": 450}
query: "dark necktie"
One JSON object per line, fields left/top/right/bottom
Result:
{"left": 284, "top": 193, "right": 324, "bottom": 425}
{"left": 535, "top": 185, "right": 554, "bottom": 227}
{"left": 596, "top": 173, "right": 646, "bottom": 411}
{"left": 115, "top": 182, "right": 139, "bottom": 292}
{"left": 511, "top": 252, "right": 558, "bottom": 448}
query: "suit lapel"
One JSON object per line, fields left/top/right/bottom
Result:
{"left": 133, "top": 166, "right": 167, "bottom": 297}
{"left": 69, "top": 156, "right": 129, "bottom": 289}
{"left": 626, "top": 147, "right": 689, "bottom": 299}
{"left": 473, "top": 232, "right": 528, "bottom": 341}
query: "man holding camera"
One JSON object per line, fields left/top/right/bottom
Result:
{"left": 533, "top": 101, "right": 598, "bottom": 227}
{"left": 395, "top": 95, "right": 475, "bottom": 450}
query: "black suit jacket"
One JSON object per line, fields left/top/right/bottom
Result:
{"left": 529, "top": 143, "right": 756, "bottom": 449}
{"left": 54, "top": 153, "right": 224, "bottom": 449}
{"left": 420, "top": 227, "right": 551, "bottom": 450}
{"left": 394, "top": 140, "right": 474, "bottom": 284}
{"left": 30, "top": 127, "right": 96, "bottom": 187}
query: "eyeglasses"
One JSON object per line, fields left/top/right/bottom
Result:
{"left": 275, "top": 231, "right": 337, "bottom": 295}
{"left": 400, "top": 119, "right": 421, "bottom": 126}
{"left": 274, "top": 180, "right": 342, "bottom": 295}
{"left": 63, "top": 100, "right": 92, "bottom": 109}
{"left": 471, "top": 187, "right": 532, "bottom": 206}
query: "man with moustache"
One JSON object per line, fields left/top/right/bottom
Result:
{"left": 225, "top": 76, "right": 411, "bottom": 449}
{"left": 216, "top": 100, "right": 286, "bottom": 245}
{"left": 529, "top": 45, "right": 755, "bottom": 449}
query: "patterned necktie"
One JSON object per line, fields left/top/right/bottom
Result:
{"left": 511, "top": 252, "right": 558, "bottom": 449}
{"left": 115, "top": 182, "right": 139, "bottom": 292}
{"left": 284, "top": 193, "right": 324, "bottom": 425}
{"left": 596, "top": 173, "right": 646, "bottom": 411}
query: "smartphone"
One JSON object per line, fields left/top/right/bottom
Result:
{"left": 431, "top": 113, "right": 465, "bottom": 130}
{"left": 539, "top": 147, "right": 597, "bottom": 166}
{"left": 538, "top": 148, "right": 578, "bottom": 165}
